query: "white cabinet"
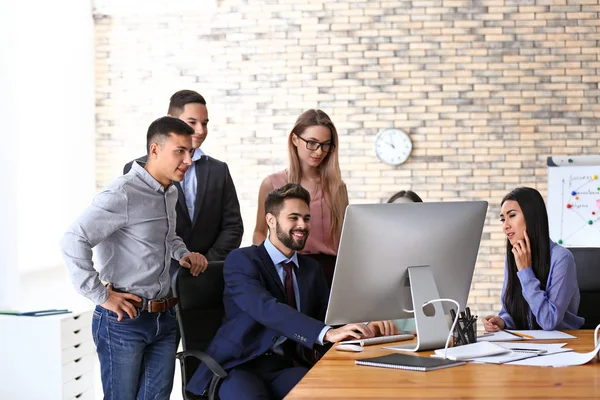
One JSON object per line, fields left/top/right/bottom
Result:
{"left": 0, "top": 310, "right": 95, "bottom": 400}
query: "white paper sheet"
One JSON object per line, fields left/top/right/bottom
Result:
{"left": 507, "top": 341, "right": 600, "bottom": 367}
{"left": 478, "top": 330, "right": 577, "bottom": 342}
{"left": 510, "top": 330, "right": 577, "bottom": 340}
{"left": 495, "top": 342, "right": 568, "bottom": 351}
{"left": 469, "top": 352, "right": 538, "bottom": 364}
{"left": 477, "top": 331, "right": 522, "bottom": 342}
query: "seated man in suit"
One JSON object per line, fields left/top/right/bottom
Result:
{"left": 124, "top": 90, "right": 243, "bottom": 265}
{"left": 186, "top": 183, "right": 397, "bottom": 400}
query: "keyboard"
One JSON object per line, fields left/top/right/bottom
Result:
{"left": 340, "top": 333, "right": 416, "bottom": 346}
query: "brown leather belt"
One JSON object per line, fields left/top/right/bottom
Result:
{"left": 128, "top": 297, "right": 178, "bottom": 313}
{"left": 106, "top": 284, "right": 178, "bottom": 313}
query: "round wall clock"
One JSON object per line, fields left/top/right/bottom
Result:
{"left": 374, "top": 128, "right": 413, "bottom": 165}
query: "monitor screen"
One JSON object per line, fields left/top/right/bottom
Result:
{"left": 325, "top": 201, "right": 488, "bottom": 326}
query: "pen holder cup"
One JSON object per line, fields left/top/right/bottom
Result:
{"left": 452, "top": 318, "right": 477, "bottom": 347}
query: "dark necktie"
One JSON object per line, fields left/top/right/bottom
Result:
{"left": 282, "top": 261, "right": 323, "bottom": 366}
{"left": 282, "top": 261, "right": 297, "bottom": 310}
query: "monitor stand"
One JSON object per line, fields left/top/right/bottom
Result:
{"left": 392, "top": 265, "right": 450, "bottom": 352}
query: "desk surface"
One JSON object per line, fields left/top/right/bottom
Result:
{"left": 286, "top": 330, "right": 600, "bottom": 399}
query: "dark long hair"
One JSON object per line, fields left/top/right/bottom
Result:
{"left": 387, "top": 190, "right": 423, "bottom": 203}
{"left": 501, "top": 187, "right": 551, "bottom": 329}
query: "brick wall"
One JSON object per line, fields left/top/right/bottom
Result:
{"left": 94, "top": 0, "right": 600, "bottom": 316}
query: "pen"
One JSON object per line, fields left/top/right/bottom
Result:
{"left": 505, "top": 330, "right": 534, "bottom": 339}
{"left": 462, "top": 318, "right": 476, "bottom": 342}
{"left": 510, "top": 348, "right": 547, "bottom": 354}
{"left": 452, "top": 310, "right": 470, "bottom": 345}
{"left": 471, "top": 316, "right": 478, "bottom": 341}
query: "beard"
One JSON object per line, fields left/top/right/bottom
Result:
{"left": 275, "top": 220, "right": 308, "bottom": 251}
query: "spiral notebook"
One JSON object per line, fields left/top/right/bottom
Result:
{"left": 355, "top": 353, "right": 465, "bottom": 372}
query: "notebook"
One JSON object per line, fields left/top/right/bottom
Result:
{"left": 355, "top": 353, "right": 465, "bottom": 372}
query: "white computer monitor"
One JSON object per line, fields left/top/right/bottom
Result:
{"left": 325, "top": 201, "right": 488, "bottom": 351}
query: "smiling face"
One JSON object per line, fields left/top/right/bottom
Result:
{"left": 500, "top": 200, "right": 528, "bottom": 245}
{"left": 148, "top": 132, "right": 194, "bottom": 187}
{"left": 267, "top": 198, "right": 311, "bottom": 257}
{"left": 175, "top": 103, "right": 209, "bottom": 149}
{"left": 291, "top": 125, "right": 333, "bottom": 168}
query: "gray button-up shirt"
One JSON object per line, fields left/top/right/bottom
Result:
{"left": 61, "top": 162, "right": 189, "bottom": 305}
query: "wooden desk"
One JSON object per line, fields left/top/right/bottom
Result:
{"left": 286, "top": 330, "right": 600, "bottom": 399}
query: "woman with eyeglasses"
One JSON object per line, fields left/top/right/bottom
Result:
{"left": 483, "top": 187, "right": 584, "bottom": 332}
{"left": 252, "top": 109, "right": 348, "bottom": 287}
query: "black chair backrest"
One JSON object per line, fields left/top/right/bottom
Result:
{"left": 569, "top": 247, "right": 600, "bottom": 329}
{"left": 172, "top": 262, "right": 225, "bottom": 386}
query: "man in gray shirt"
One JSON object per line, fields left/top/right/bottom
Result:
{"left": 61, "top": 116, "right": 206, "bottom": 400}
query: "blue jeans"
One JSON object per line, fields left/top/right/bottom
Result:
{"left": 92, "top": 305, "right": 178, "bottom": 400}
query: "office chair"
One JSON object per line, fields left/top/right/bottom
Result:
{"left": 569, "top": 247, "right": 600, "bottom": 329}
{"left": 172, "top": 262, "right": 227, "bottom": 400}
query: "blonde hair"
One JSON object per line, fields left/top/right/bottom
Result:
{"left": 287, "top": 109, "right": 346, "bottom": 241}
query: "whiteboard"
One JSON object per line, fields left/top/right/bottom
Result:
{"left": 547, "top": 157, "right": 600, "bottom": 248}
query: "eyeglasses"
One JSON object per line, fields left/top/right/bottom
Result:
{"left": 295, "top": 134, "right": 335, "bottom": 153}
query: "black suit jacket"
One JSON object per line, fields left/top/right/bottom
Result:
{"left": 123, "top": 155, "right": 243, "bottom": 261}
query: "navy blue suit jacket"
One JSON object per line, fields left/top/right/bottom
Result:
{"left": 186, "top": 243, "right": 330, "bottom": 395}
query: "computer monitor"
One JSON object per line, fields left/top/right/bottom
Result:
{"left": 325, "top": 201, "right": 488, "bottom": 351}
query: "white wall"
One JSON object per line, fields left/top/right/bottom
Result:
{"left": 0, "top": 2, "right": 20, "bottom": 308}
{"left": 0, "top": 0, "right": 96, "bottom": 308}
{"left": 94, "top": 0, "right": 217, "bottom": 15}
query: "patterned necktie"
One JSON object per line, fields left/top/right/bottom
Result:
{"left": 282, "top": 261, "right": 297, "bottom": 310}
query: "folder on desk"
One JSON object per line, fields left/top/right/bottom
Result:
{"left": 0, "top": 309, "right": 71, "bottom": 317}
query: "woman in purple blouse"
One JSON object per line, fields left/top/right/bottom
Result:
{"left": 483, "top": 187, "right": 584, "bottom": 331}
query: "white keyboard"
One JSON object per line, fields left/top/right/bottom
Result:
{"left": 340, "top": 333, "right": 415, "bottom": 346}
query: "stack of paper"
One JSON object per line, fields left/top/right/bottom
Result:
{"left": 434, "top": 329, "right": 599, "bottom": 367}
{"left": 507, "top": 341, "right": 600, "bottom": 367}
{"left": 469, "top": 343, "right": 572, "bottom": 364}
{"left": 432, "top": 342, "right": 576, "bottom": 364}
{"left": 431, "top": 342, "right": 510, "bottom": 361}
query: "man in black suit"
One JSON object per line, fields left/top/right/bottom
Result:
{"left": 124, "top": 90, "right": 243, "bottom": 266}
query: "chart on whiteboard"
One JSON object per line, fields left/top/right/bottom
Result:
{"left": 547, "top": 166, "right": 600, "bottom": 247}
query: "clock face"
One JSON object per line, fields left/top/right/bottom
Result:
{"left": 374, "top": 128, "right": 412, "bottom": 165}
